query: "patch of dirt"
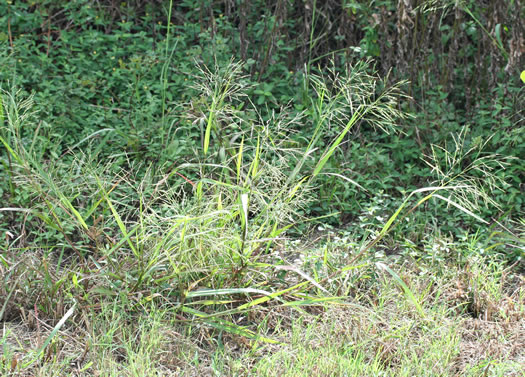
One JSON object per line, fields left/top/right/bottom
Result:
{"left": 454, "top": 318, "right": 525, "bottom": 375}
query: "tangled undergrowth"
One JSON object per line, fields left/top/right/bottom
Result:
{"left": 1, "top": 1, "right": 524, "bottom": 376}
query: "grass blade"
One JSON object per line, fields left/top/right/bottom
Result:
{"left": 433, "top": 194, "right": 488, "bottom": 224}
{"left": 95, "top": 176, "right": 139, "bottom": 257}
{"left": 181, "top": 307, "right": 280, "bottom": 344}
{"left": 23, "top": 303, "right": 76, "bottom": 368}
{"left": 376, "top": 262, "right": 426, "bottom": 318}
{"left": 311, "top": 106, "right": 364, "bottom": 179}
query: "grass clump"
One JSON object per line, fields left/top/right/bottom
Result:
{"left": 1, "top": 35, "right": 523, "bottom": 377}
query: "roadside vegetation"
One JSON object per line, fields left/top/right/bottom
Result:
{"left": 0, "top": 0, "right": 523, "bottom": 375}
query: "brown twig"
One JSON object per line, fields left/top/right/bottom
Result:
{"left": 7, "top": 17, "right": 13, "bottom": 49}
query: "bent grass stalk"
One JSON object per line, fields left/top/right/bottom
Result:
{"left": 22, "top": 303, "right": 76, "bottom": 368}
